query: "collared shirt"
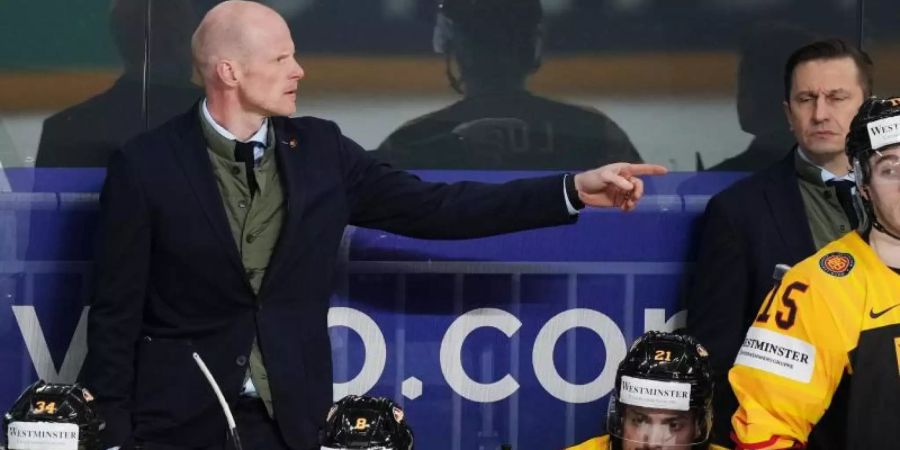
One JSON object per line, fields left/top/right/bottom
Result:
{"left": 201, "top": 98, "right": 268, "bottom": 164}
{"left": 794, "top": 147, "right": 856, "bottom": 248}
{"left": 796, "top": 146, "right": 855, "bottom": 184}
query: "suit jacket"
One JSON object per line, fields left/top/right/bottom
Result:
{"left": 81, "top": 105, "right": 576, "bottom": 449}
{"left": 686, "top": 151, "right": 846, "bottom": 449}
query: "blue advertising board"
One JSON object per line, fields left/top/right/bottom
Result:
{"left": 0, "top": 169, "right": 743, "bottom": 449}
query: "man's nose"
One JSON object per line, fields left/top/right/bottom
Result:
{"left": 292, "top": 58, "right": 304, "bottom": 80}
{"left": 645, "top": 426, "right": 673, "bottom": 447}
{"left": 813, "top": 96, "right": 830, "bottom": 122}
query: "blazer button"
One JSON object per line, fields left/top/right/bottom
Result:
{"left": 246, "top": 234, "right": 256, "bottom": 243}
{"left": 236, "top": 355, "right": 248, "bottom": 367}
{"left": 231, "top": 166, "right": 241, "bottom": 175}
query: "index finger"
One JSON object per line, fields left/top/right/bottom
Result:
{"left": 623, "top": 164, "right": 668, "bottom": 177}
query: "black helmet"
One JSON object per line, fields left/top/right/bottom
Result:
{"left": 438, "top": 0, "right": 541, "bottom": 38}
{"left": 846, "top": 96, "right": 900, "bottom": 183}
{"left": 3, "top": 380, "right": 104, "bottom": 450}
{"left": 320, "top": 395, "right": 413, "bottom": 450}
{"left": 845, "top": 96, "right": 900, "bottom": 235}
{"left": 433, "top": 0, "right": 543, "bottom": 93}
{"left": 607, "top": 331, "right": 713, "bottom": 449}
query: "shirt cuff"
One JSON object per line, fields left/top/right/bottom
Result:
{"left": 564, "top": 173, "right": 584, "bottom": 215}
{"left": 241, "top": 376, "right": 260, "bottom": 398}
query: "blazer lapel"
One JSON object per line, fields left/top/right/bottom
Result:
{"left": 170, "top": 106, "right": 247, "bottom": 275}
{"left": 259, "top": 117, "right": 309, "bottom": 293}
{"left": 763, "top": 151, "right": 816, "bottom": 261}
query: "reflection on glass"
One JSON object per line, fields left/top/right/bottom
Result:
{"left": 35, "top": 0, "right": 201, "bottom": 168}
{"left": 707, "top": 22, "right": 816, "bottom": 172}
{"left": 375, "top": 0, "right": 641, "bottom": 171}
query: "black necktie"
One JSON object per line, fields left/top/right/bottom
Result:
{"left": 234, "top": 141, "right": 259, "bottom": 197}
{"left": 826, "top": 179, "right": 859, "bottom": 229}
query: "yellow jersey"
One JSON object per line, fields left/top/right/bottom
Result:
{"left": 566, "top": 435, "right": 609, "bottom": 450}
{"left": 730, "top": 231, "right": 900, "bottom": 449}
{"left": 565, "top": 434, "right": 728, "bottom": 450}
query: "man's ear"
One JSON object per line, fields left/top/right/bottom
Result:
{"left": 783, "top": 100, "right": 793, "bottom": 131}
{"left": 216, "top": 60, "right": 240, "bottom": 87}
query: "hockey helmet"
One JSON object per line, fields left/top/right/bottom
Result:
{"left": 607, "top": 331, "right": 713, "bottom": 449}
{"left": 3, "top": 380, "right": 104, "bottom": 450}
{"left": 320, "top": 395, "right": 413, "bottom": 450}
{"left": 845, "top": 96, "right": 900, "bottom": 234}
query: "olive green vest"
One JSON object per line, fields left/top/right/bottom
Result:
{"left": 200, "top": 112, "right": 284, "bottom": 417}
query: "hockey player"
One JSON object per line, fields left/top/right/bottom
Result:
{"left": 729, "top": 96, "right": 900, "bottom": 449}
{"left": 320, "top": 395, "right": 413, "bottom": 450}
{"left": 568, "top": 331, "right": 727, "bottom": 450}
{"left": 3, "top": 380, "right": 104, "bottom": 450}
{"left": 375, "top": 0, "right": 641, "bottom": 170}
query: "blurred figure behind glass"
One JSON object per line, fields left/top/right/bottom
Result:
{"left": 35, "top": 0, "right": 201, "bottom": 168}
{"left": 707, "top": 22, "right": 816, "bottom": 171}
{"left": 375, "top": 0, "right": 642, "bottom": 170}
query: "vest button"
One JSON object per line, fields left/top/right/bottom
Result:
{"left": 236, "top": 355, "right": 248, "bottom": 367}
{"left": 238, "top": 200, "right": 247, "bottom": 209}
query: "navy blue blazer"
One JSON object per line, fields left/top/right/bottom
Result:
{"left": 81, "top": 105, "right": 576, "bottom": 449}
{"left": 686, "top": 152, "right": 846, "bottom": 449}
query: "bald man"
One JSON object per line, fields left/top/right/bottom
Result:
{"left": 80, "top": 2, "right": 666, "bottom": 449}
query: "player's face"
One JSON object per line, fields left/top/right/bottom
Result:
{"left": 621, "top": 406, "right": 698, "bottom": 450}
{"left": 236, "top": 15, "right": 304, "bottom": 118}
{"left": 784, "top": 57, "right": 865, "bottom": 162}
{"left": 865, "top": 146, "right": 900, "bottom": 236}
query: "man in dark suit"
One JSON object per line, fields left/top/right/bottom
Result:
{"left": 80, "top": 2, "right": 666, "bottom": 450}
{"left": 686, "top": 39, "right": 873, "bottom": 448}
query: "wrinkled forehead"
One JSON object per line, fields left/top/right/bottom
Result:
{"left": 791, "top": 57, "right": 864, "bottom": 94}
